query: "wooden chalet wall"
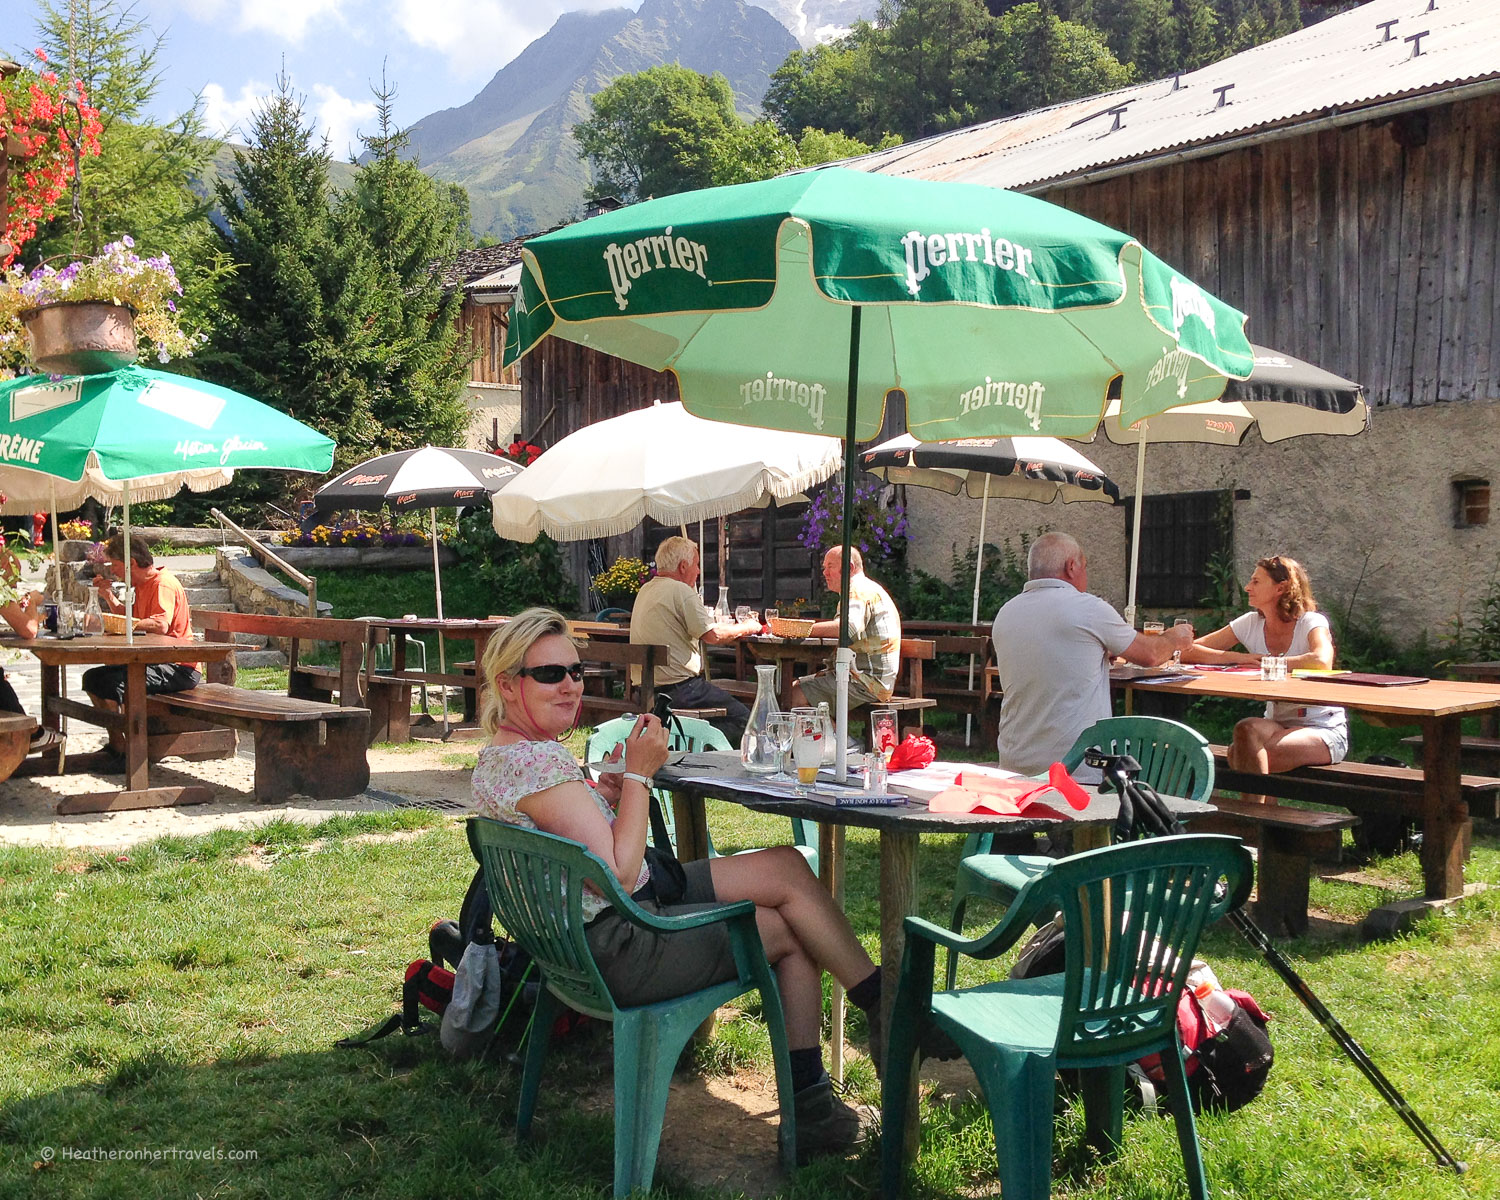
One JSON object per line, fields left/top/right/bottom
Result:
{"left": 457, "top": 302, "right": 518, "bottom": 386}
{"left": 1039, "top": 92, "right": 1500, "bottom": 409}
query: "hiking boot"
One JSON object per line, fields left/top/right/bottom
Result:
{"left": 792, "top": 1077, "right": 869, "bottom": 1163}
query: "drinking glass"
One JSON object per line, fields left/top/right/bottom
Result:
{"left": 1172, "top": 618, "right": 1193, "bottom": 666}
{"left": 766, "top": 712, "right": 795, "bottom": 782}
{"left": 791, "top": 711, "right": 823, "bottom": 792}
{"left": 735, "top": 605, "right": 751, "bottom": 623}
{"left": 869, "top": 707, "right": 898, "bottom": 761}
{"left": 1143, "top": 620, "right": 1165, "bottom": 636}
{"left": 764, "top": 608, "right": 778, "bottom": 625}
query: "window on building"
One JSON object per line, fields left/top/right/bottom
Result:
{"left": 1124, "top": 489, "right": 1233, "bottom": 609}
{"left": 1454, "top": 478, "right": 1490, "bottom": 527}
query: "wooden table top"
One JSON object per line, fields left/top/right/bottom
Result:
{"left": 1127, "top": 667, "right": 1500, "bottom": 720}
{"left": 363, "top": 618, "right": 506, "bottom": 637}
{"left": 1, "top": 634, "right": 238, "bottom": 666}
{"left": 656, "top": 751, "right": 1209, "bottom": 835}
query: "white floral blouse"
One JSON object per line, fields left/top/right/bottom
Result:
{"left": 471, "top": 739, "right": 648, "bottom": 921}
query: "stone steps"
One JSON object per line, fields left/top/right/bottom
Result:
{"left": 176, "top": 570, "right": 223, "bottom": 588}
{"left": 184, "top": 586, "right": 232, "bottom": 605}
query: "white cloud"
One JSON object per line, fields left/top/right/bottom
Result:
{"left": 232, "top": 0, "right": 350, "bottom": 43}
{"left": 388, "top": 0, "right": 598, "bottom": 79}
{"left": 202, "top": 78, "right": 375, "bottom": 158}
{"left": 312, "top": 84, "right": 379, "bottom": 160}
{"left": 201, "top": 80, "right": 273, "bottom": 142}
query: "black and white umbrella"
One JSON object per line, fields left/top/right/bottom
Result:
{"left": 1098, "top": 345, "right": 1369, "bottom": 622}
{"left": 862, "top": 432, "right": 1120, "bottom": 742}
{"left": 313, "top": 445, "right": 522, "bottom": 513}
{"left": 314, "top": 445, "right": 525, "bottom": 733}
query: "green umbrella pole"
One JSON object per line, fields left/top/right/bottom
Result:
{"left": 834, "top": 305, "right": 862, "bottom": 782}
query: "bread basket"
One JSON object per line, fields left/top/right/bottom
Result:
{"left": 768, "top": 615, "right": 816, "bottom": 639}
{"left": 100, "top": 612, "right": 131, "bottom": 635}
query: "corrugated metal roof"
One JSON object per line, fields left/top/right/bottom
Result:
{"left": 848, "top": 0, "right": 1500, "bottom": 191}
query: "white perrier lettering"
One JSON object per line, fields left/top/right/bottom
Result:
{"left": 603, "top": 227, "right": 708, "bottom": 311}
{"left": 901, "top": 228, "right": 1035, "bottom": 297}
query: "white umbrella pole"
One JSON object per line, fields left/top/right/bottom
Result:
{"left": 123, "top": 483, "right": 133, "bottom": 646}
{"left": 49, "top": 481, "right": 61, "bottom": 610}
{"left": 1124, "top": 425, "right": 1149, "bottom": 628}
{"left": 431, "top": 507, "right": 448, "bottom": 736}
{"left": 964, "top": 475, "right": 991, "bottom": 747}
{"left": 698, "top": 518, "right": 706, "bottom": 602}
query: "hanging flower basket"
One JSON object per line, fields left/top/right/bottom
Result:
{"left": 19, "top": 300, "right": 138, "bottom": 375}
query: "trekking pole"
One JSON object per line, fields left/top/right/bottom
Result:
{"left": 1222, "top": 905, "right": 1465, "bottom": 1173}
{"left": 1087, "top": 750, "right": 1466, "bottom": 1173}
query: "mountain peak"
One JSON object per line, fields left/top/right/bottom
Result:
{"left": 406, "top": 0, "right": 800, "bottom": 240}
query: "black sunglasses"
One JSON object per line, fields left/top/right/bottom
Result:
{"left": 516, "top": 662, "right": 585, "bottom": 684}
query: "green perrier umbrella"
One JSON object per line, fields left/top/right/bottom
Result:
{"left": 0, "top": 365, "right": 335, "bottom": 642}
{"left": 505, "top": 168, "right": 1255, "bottom": 772}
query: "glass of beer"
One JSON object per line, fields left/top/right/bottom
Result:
{"left": 791, "top": 711, "right": 823, "bottom": 791}
{"left": 1172, "top": 618, "right": 1193, "bottom": 666}
{"left": 1143, "top": 620, "right": 1165, "bottom": 636}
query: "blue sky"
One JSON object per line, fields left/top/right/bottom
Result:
{"left": 8, "top": 0, "right": 642, "bottom": 161}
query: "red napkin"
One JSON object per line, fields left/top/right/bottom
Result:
{"left": 887, "top": 733, "right": 936, "bottom": 770}
{"left": 929, "top": 762, "right": 1088, "bottom": 818}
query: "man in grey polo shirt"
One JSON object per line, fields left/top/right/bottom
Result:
{"left": 992, "top": 531, "right": 1192, "bottom": 775}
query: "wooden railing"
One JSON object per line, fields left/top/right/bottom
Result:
{"left": 210, "top": 507, "right": 317, "bottom": 617}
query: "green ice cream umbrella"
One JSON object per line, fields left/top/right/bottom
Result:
{"left": 0, "top": 365, "right": 335, "bottom": 642}
{"left": 505, "top": 168, "right": 1254, "bottom": 771}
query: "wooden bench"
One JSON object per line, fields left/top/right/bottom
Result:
{"left": 1185, "top": 795, "right": 1359, "bottom": 936}
{"left": 148, "top": 684, "right": 370, "bottom": 801}
{"left": 1400, "top": 733, "right": 1500, "bottom": 775}
{"left": 575, "top": 638, "right": 665, "bottom": 723}
{"left": 0, "top": 712, "right": 35, "bottom": 782}
{"left": 195, "top": 611, "right": 407, "bottom": 744}
{"left": 919, "top": 633, "right": 1000, "bottom": 744}
{"left": 1207, "top": 744, "right": 1500, "bottom": 820}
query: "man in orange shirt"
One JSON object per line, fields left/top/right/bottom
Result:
{"left": 83, "top": 530, "right": 200, "bottom": 753}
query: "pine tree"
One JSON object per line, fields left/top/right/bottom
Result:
{"left": 335, "top": 74, "right": 469, "bottom": 455}
{"left": 196, "top": 74, "right": 375, "bottom": 516}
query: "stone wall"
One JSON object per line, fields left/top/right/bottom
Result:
{"left": 905, "top": 398, "right": 1500, "bottom": 645}
{"left": 215, "top": 551, "right": 331, "bottom": 654}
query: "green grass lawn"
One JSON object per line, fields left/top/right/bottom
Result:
{"left": 2, "top": 795, "right": 1498, "bottom": 1198}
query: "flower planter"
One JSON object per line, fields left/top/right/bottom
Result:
{"left": 20, "top": 300, "right": 138, "bottom": 375}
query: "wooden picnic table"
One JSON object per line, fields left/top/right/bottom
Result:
{"left": 4, "top": 633, "right": 238, "bottom": 813}
{"left": 1123, "top": 668, "right": 1500, "bottom": 902}
{"left": 361, "top": 617, "right": 508, "bottom": 736}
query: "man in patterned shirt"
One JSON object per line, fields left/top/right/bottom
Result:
{"left": 791, "top": 546, "right": 901, "bottom": 710}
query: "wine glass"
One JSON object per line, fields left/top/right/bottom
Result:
{"left": 735, "top": 605, "right": 752, "bottom": 623}
{"left": 1172, "top": 618, "right": 1193, "bottom": 666}
{"left": 766, "top": 711, "right": 795, "bottom": 782}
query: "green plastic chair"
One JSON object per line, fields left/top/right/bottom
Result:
{"left": 587, "top": 714, "right": 819, "bottom": 874}
{"left": 467, "top": 816, "right": 797, "bottom": 1197}
{"left": 883, "top": 834, "right": 1253, "bottom": 1200}
{"left": 947, "top": 716, "right": 1214, "bottom": 986}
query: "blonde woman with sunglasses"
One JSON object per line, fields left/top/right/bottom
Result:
{"left": 1182, "top": 555, "right": 1349, "bottom": 800}
{"left": 473, "top": 608, "right": 883, "bottom": 1161}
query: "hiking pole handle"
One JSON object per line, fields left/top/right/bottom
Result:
{"left": 1226, "top": 906, "right": 1466, "bottom": 1173}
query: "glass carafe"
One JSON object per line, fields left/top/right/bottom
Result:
{"left": 740, "top": 663, "right": 780, "bottom": 775}
{"left": 817, "top": 701, "right": 837, "bottom": 766}
{"left": 80, "top": 589, "right": 104, "bottom": 636}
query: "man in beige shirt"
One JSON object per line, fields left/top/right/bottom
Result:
{"left": 630, "top": 536, "right": 759, "bottom": 743}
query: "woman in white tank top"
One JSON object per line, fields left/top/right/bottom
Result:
{"left": 1182, "top": 555, "right": 1349, "bottom": 802}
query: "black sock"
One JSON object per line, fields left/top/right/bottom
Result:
{"left": 847, "top": 967, "right": 881, "bottom": 1013}
{"left": 790, "top": 1047, "right": 825, "bottom": 1093}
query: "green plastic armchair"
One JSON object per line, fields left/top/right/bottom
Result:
{"left": 587, "top": 714, "right": 819, "bottom": 874}
{"left": 467, "top": 816, "right": 796, "bottom": 1197}
{"left": 947, "top": 716, "right": 1215, "bottom": 986}
{"left": 883, "top": 834, "right": 1253, "bottom": 1200}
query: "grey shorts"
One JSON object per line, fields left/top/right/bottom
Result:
{"left": 1294, "top": 722, "right": 1350, "bottom": 765}
{"left": 584, "top": 858, "right": 737, "bottom": 1006}
{"left": 798, "top": 669, "right": 886, "bottom": 710}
